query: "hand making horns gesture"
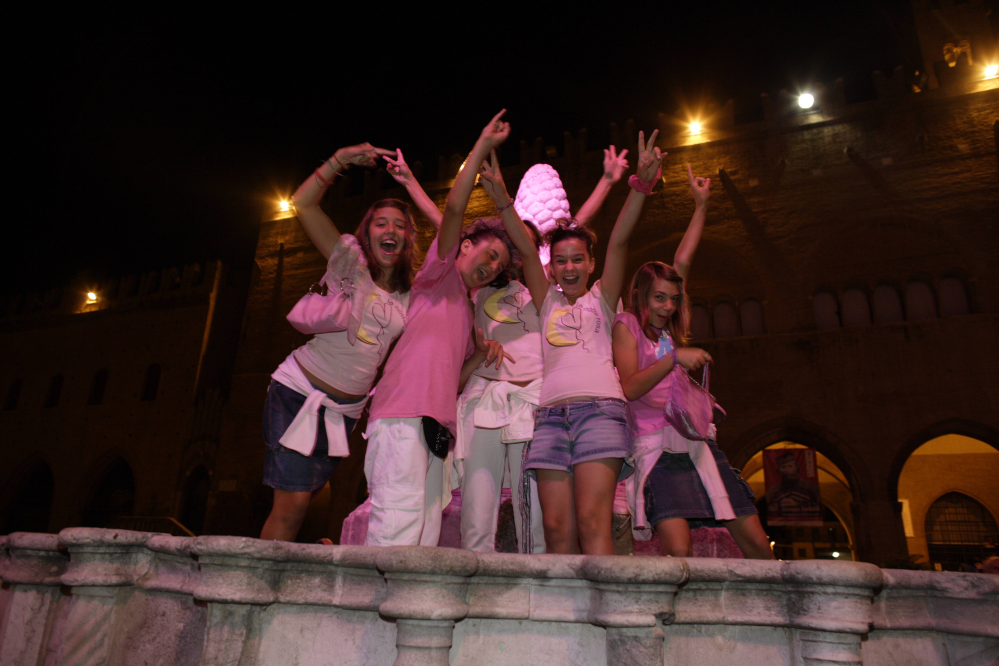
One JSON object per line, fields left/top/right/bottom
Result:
{"left": 635, "top": 129, "right": 665, "bottom": 184}
{"left": 603, "top": 145, "right": 630, "bottom": 182}
{"left": 687, "top": 164, "right": 711, "bottom": 206}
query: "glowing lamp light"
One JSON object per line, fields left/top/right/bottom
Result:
{"left": 279, "top": 200, "right": 290, "bottom": 212}
{"left": 86, "top": 292, "right": 98, "bottom": 304}
{"left": 770, "top": 541, "right": 776, "bottom": 548}
{"left": 689, "top": 122, "right": 702, "bottom": 135}
{"left": 798, "top": 93, "right": 815, "bottom": 109}
{"left": 832, "top": 551, "right": 841, "bottom": 558}
{"left": 985, "top": 64, "right": 999, "bottom": 78}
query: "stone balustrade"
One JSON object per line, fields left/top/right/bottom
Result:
{"left": 1, "top": 529, "right": 996, "bottom": 666}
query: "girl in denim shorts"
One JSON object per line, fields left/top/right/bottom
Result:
{"left": 259, "top": 141, "right": 416, "bottom": 542}
{"left": 510, "top": 130, "right": 664, "bottom": 555}
{"left": 612, "top": 166, "right": 774, "bottom": 559}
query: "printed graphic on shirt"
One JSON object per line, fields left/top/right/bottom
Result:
{"left": 655, "top": 333, "right": 674, "bottom": 359}
{"left": 356, "top": 292, "right": 407, "bottom": 346}
{"left": 546, "top": 306, "right": 583, "bottom": 347}
{"left": 484, "top": 285, "right": 535, "bottom": 332}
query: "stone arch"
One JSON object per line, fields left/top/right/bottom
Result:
{"left": 0, "top": 454, "right": 55, "bottom": 534}
{"left": 79, "top": 453, "right": 137, "bottom": 528}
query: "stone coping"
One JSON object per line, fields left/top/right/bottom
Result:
{"left": 2, "top": 528, "right": 996, "bottom": 639}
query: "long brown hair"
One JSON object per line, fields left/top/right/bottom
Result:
{"left": 627, "top": 261, "right": 689, "bottom": 347}
{"left": 355, "top": 199, "right": 417, "bottom": 293}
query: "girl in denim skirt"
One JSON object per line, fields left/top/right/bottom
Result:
{"left": 259, "top": 142, "right": 416, "bottom": 542}
{"left": 612, "top": 166, "right": 774, "bottom": 559}
{"left": 506, "top": 130, "right": 664, "bottom": 555}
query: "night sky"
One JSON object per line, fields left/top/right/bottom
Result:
{"left": 6, "top": 1, "right": 971, "bottom": 298}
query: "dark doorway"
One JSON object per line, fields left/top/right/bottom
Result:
{"left": 1, "top": 461, "right": 55, "bottom": 534}
{"left": 81, "top": 458, "right": 135, "bottom": 528}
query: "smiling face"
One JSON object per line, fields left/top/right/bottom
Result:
{"left": 365, "top": 207, "right": 409, "bottom": 271}
{"left": 550, "top": 237, "right": 595, "bottom": 300}
{"left": 648, "top": 277, "right": 682, "bottom": 329}
{"left": 457, "top": 235, "right": 511, "bottom": 289}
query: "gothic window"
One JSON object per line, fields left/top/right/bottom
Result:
{"left": 813, "top": 291, "right": 840, "bottom": 330}
{"left": 739, "top": 299, "right": 765, "bottom": 336}
{"left": 925, "top": 492, "right": 999, "bottom": 572}
{"left": 840, "top": 289, "right": 871, "bottom": 327}
{"left": 872, "top": 285, "right": 904, "bottom": 324}
{"left": 88, "top": 369, "right": 109, "bottom": 406}
{"left": 3, "top": 378, "right": 22, "bottom": 411}
{"left": 141, "top": 364, "right": 161, "bottom": 401}
{"left": 712, "top": 302, "right": 739, "bottom": 338}
{"left": 938, "top": 277, "right": 970, "bottom": 317}
{"left": 43, "top": 374, "right": 63, "bottom": 408}
{"left": 690, "top": 304, "right": 712, "bottom": 339}
{"left": 905, "top": 281, "right": 937, "bottom": 321}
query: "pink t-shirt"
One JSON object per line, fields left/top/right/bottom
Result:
{"left": 613, "top": 312, "right": 672, "bottom": 437}
{"left": 472, "top": 280, "right": 543, "bottom": 383}
{"left": 368, "top": 236, "right": 473, "bottom": 434}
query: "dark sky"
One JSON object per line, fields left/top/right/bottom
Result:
{"left": 5, "top": 1, "right": 945, "bottom": 297}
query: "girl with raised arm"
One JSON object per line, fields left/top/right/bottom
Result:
{"left": 260, "top": 143, "right": 415, "bottom": 542}
{"left": 494, "top": 130, "right": 665, "bottom": 555}
{"left": 612, "top": 167, "right": 774, "bottom": 559}
{"left": 384, "top": 141, "right": 629, "bottom": 554}
{"left": 363, "top": 112, "right": 520, "bottom": 547}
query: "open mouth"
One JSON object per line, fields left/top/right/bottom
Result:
{"left": 379, "top": 239, "right": 398, "bottom": 255}
{"left": 562, "top": 275, "right": 580, "bottom": 287}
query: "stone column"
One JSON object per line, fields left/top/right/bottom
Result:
{"left": 792, "top": 629, "right": 862, "bottom": 666}
{"left": 0, "top": 533, "right": 67, "bottom": 666}
{"left": 582, "top": 555, "right": 688, "bottom": 666}
{"left": 376, "top": 547, "right": 478, "bottom": 666}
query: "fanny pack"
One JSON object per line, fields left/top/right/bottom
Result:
{"left": 422, "top": 417, "right": 453, "bottom": 460}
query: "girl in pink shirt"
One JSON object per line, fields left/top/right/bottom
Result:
{"left": 612, "top": 167, "right": 774, "bottom": 559}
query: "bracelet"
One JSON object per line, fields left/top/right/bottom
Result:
{"left": 628, "top": 165, "right": 663, "bottom": 195}
{"left": 330, "top": 154, "right": 347, "bottom": 171}
{"left": 495, "top": 199, "right": 515, "bottom": 214}
{"left": 314, "top": 169, "right": 332, "bottom": 187}
{"left": 669, "top": 347, "right": 678, "bottom": 368}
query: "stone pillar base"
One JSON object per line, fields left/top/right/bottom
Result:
{"left": 394, "top": 619, "right": 455, "bottom": 666}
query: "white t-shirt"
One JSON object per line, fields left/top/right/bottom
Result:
{"left": 472, "top": 280, "right": 543, "bottom": 383}
{"left": 539, "top": 280, "right": 625, "bottom": 406}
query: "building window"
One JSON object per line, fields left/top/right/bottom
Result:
{"left": 712, "top": 302, "right": 739, "bottom": 338}
{"left": 925, "top": 492, "right": 999, "bottom": 572}
{"left": 937, "top": 277, "right": 970, "bottom": 317}
{"left": 840, "top": 289, "right": 871, "bottom": 327}
{"left": 739, "top": 299, "right": 765, "bottom": 336}
{"left": 3, "top": 378, "right": 23, "bottom": 411}
{"left": 690, "top": 304, "right": 712, "bottom": 339}
{"left": 905, "top": 281, "right": 937, "bottom": 321}
{"left": 87, "top": 369, "right": 109, "bottom": 406}
{"left": 813, "top": 292, "right": 840, "bottom": 330}
{"left": 43, "top": 375, "right": 64, "bottom": 408}
{"left": 141, "top": 364, "right": 161, "bottom": 401}
{"left": 872, "top": 285, "right": 904, "bottom": 324}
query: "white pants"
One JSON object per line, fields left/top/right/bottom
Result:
{"left": 363, "top": 417, "right": 444, "bottom": 547}
{"left": 460, "top": 426, "right": 546, "bottom": 553}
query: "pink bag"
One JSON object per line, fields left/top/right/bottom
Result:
{"left": 663, "top": 363, "right": 715, "bottom": 441}
{"left": 286, "top": 274, "right": 357, "bottom": 335}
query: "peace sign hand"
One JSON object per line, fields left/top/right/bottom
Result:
{"left": 383, "top": 148, "right": 414, "bottom": 185}
{"left": 335, "top": 142, "right": 395, "bottom": 169}
{"left": 479, "top": 109, "right": 511, "bottom": 150}
{"left": 687, "top": 165, "right": 711, "bottom": 207}
{"left": 636, "top": 130, "right": 665, "bottom": 184}
{"left": 603, "top": 145, "right": 630, "bottom": 182}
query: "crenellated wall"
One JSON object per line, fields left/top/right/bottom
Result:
{"left": 1, "top": 529, "right": 997, "bottom": 666}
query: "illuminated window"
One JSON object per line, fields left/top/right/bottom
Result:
{"left": 840, "top": 289, "right": 871, "bottom": 327}
{"left": 141, "top": 364, "right": 161, "bottom": 402}
{"left": 43, "top": 374, "right": 63, "bottom": 409}
{"left": 712, "top": 302, "right": 739, "bottom": 338}
{"left": 739, "top": 299, "right": 765, "bottom": 336}
{"left": 925, "top": 492, "right": 999, "bottom": 572}
{"left": 905, "top": 281, "right": 937, "bottom": 321}
{"left": 938, "top": 277, "right": 970, "bottom": 317}
{"left": 872, "top": 285, "right": 904, "bottom": 324}
{"left": 813, "top": 291, "right": 840, "bottom": 330}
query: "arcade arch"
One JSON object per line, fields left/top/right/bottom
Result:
{"left": 897, "top": 434, "right": 999, "bottom": 570}
{"left": 81, "top": 457, "right": 136, "bottom": 528}
{"left": 741, "top": 442, "right": 856, "bottom": 561}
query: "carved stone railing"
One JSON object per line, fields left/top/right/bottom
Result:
{"left": 1, "top": 530, "right": 996, "bottom": 666}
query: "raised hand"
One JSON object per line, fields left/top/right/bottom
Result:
{"left": 475, "top": 327, "right": 515, "bottom": 370}
{"left": 478, "top": 109, "right": 511, "bottom": 151}
{"left": 383, "top": 148, "right": 414, "bottom": 186}
{"left": 636, "top": 130, "right": 665, "bottom": 184}
{"left": 477, "top": 150, "right": 511, "bottom": 207}
{"left": 603, "top": 145, "right": 630, "bottom": 182}
{"left": 687, "top": 165, "right": 711, "bottom": 207}
{"left": 676, "top": 347, "right": 712, "bottom": 371}
{"left": 334, "top": 142, "right": 395, "bottom": 169}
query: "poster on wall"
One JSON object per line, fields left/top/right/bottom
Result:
{"left": 764, "top": 448, "right": 823, "bottom": 527}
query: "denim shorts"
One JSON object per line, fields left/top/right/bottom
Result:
{"left": 525, "top": 399, "right": 633, "bottom": 480}
{"left": 262, "top": 380, "right": 362, "bottom": 492}
{"left": 643, "top": 439, "right": 758, "bottom": 527}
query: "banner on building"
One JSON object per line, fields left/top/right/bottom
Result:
{"left": 763, "top": 448, "right": 823, "bottom": 527}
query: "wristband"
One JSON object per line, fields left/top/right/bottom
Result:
{"left": 628, "top": 165, "right": 662, "bottom": 195}
{"left": 495, "top": 199, "right": 515, "bottom": 214}
{"left": 330, "top": 154, "right": 347, "bottom": 171}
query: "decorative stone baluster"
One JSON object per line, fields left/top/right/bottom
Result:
{"left": 0, "top": 533, "right": 67, "bottom": 666}
{"left": 582, "top": 556, "right": 688, "bottom": 666}
{"left": 376, "top": 547, "right": 478, "bottom": 666}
